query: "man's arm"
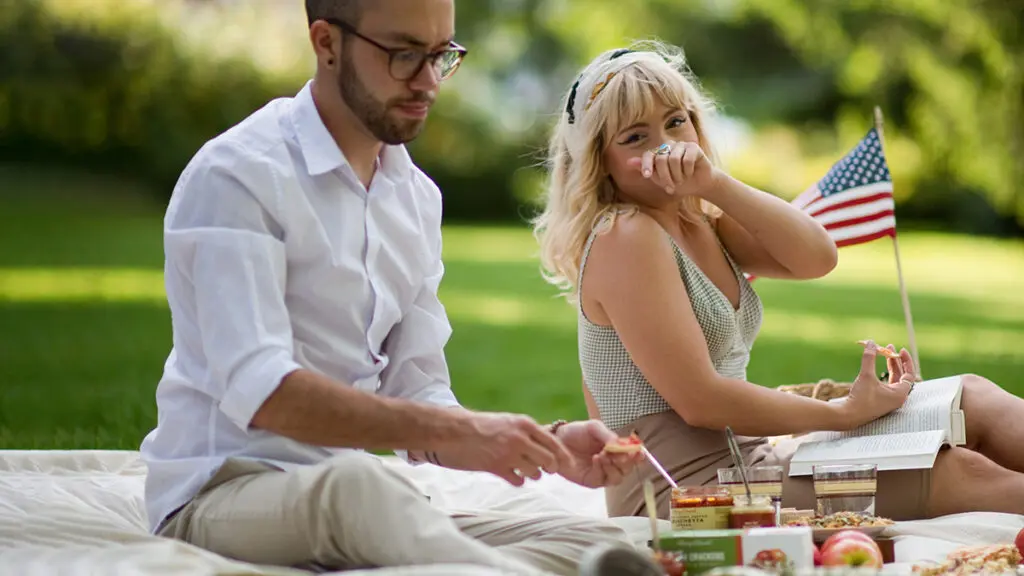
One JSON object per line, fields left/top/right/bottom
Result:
{"left": 250, "top": 368, "right": 475, "bottom": 451}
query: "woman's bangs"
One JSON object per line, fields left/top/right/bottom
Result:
{"left": 597, "top": 63, "right": 693, "bottom": 142}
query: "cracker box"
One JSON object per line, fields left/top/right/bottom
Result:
{"left": 657, "top": 526, "right": 816, "bottom": 574}
{"left": 657, "top": 530, "right": 743, "bottom": 573}
{"left": 742, "top": 527, "right": 816, "bottom": 572}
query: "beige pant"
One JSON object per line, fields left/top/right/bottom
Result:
{"left": 158, "top": 451, "right": 632, "bottom": 575}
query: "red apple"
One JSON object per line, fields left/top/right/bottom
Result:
{"left": 821, "top": 529, "right": 878, "bottom": 554}
{"left": 820, "top": 538, "right": 884, "bottom": 569}
{"left": 813, "top": 545, "right": 823, "bottom": 566}
{"left": 1015, "top": 527, "right": 1024, "bottom": 562}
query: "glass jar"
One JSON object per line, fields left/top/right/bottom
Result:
{"left": 728, "top": 494, "right": 776, "bottom": 529}
{"left": 670, "top": 486, "right": 733, "bottom": 531}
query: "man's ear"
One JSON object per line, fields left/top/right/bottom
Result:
{"left": 309, "top": 20, "right": 340, "bottom": 68}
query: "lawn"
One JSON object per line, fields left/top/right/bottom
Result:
{"left": 1, "top": 165, "right": 1022, "bottom": 449}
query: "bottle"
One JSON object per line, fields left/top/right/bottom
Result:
{"left": 670, "top": 486, "right": 734, "bottom": 531}
{"left": 729, "top": 494, "right": 776, "bottom": 529}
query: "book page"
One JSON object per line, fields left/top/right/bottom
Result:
{"left": 819, "top": 375, "right": 962, "bottom": 441}
{"left": 788, "top": 430, "right": 946, "bottom": 476}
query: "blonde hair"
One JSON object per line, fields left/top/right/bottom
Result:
{"left": 531, "top": 40, "right": 722, "bottom": 302}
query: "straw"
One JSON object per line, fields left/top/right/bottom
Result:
{"left": 641, "top": 446, "right": 678, "bottom": 489}
{"left": 724, "top": 426, "right": 752, "bottom": 503}
{"left": 642, "top": 479, "right": 660, "bottom": 552}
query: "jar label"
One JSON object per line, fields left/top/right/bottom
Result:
{"left": 813, "top": 479, "right": 877, "bottom": 496}
{"left": 671, "top": 506, "right": 729, "bottom": 530}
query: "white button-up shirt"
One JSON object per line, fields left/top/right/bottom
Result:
{"left": 139, "top": 80, "right": 460, "bottom": 532}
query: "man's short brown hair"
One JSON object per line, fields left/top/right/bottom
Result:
{"left": 305, "top": 0, "right": 364, "bottom": 27}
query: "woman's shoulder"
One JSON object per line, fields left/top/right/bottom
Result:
{"left": 594, "top": 209, "right": 667, "bottom": 248}
{"left": 586, "top": 210, "right": 677, "bottom": 275}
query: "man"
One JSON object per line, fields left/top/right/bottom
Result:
{"left": 140, "top": 1, "right": 664, "bottom": 575}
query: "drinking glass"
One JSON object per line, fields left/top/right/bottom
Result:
{"left": 717, "top": 466, "right": 784, "bottom": 524}
{"left": 812, "top": 464, "right": 877, "bottom": 516}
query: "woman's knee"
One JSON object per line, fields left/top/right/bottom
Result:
{"left": 936, "top": 447, "right": 1001, "bottom": 481}
{"left": 961, "top": 373, "right": 997, "bottom": 395}
{"left": 927, "top": 447, "right": 1009, "bottom": 516}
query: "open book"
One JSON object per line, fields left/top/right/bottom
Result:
{"left": 788, "top": 375, "right": 966, "bottom": 476}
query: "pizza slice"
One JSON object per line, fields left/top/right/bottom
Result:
{"left": 857, "top": 340, "right": 901, "bottom": 360}
{"left": 604, "top": 432, "right": 645, "bottom": 454}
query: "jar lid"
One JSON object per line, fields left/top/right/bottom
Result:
{"left": 671, "top": 485, "right": 730, "bottom": 496}
{"left": 732, "top": 494, "right": 773, "bottom": 508}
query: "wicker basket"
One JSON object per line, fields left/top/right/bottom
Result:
{"left": 776, "top": 379, "right": 852, "bottom": 402}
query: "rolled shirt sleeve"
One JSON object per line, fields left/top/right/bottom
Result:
{"left": 163, "top": 142, "right": 302, "bottom": 431}
{"left": 378, "top": 226, "right": 461, "bottom": 463}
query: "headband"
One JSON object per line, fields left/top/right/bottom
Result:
{"left": 563, "top": 49, "right": 672, "bottom": 161}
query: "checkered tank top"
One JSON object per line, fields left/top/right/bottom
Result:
{"left": 578, "top": 220, "right": 764, "bottom": 431}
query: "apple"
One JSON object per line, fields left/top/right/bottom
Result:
{"left": 821, "top": 529, "right": 878, "bottom": 554}
{"left": 813, "top": 545, "right": 823, "bottom": 566}
{"left": 820, "top": 538, "right": 884, "bottom": 569}
{"left": 1015, "top": 527, "right": 1024, "bottom": 561}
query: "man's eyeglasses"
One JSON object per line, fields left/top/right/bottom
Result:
{"left": 324, "top": 18, "right": 467, "bottom": 82}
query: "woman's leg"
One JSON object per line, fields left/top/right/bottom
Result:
{"left": 959, "top": 374, "right": 1024, "bottom": 473}
{"left": 926, "top": 446, "right": 1024, "bottom": 517}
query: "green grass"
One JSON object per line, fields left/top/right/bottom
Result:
{"left": 1, "top": 165, "right": 1022, "bottom": 449}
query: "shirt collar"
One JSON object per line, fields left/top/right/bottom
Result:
{"left": 291, "top": 80, "right": 413, "bottom": 182}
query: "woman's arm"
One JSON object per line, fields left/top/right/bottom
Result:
{"left": 582, "top": 379, "right": 600, "bottom": 420}
{"left": 629, "top": 141, "right": 836, "bottom": 280}
{"left": 704, "top": 174, "right": 838, "bottom": 280}
{"left": 704, "top": 172, "right": 839, "bottom": 278}
{"left": 583, "top": 212, "right": 902, "bottom": 437}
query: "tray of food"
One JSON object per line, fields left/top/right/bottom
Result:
{"left": 783, "top": 511, "right": 895, "bottom": 543}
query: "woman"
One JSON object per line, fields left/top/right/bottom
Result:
{"left": 532, "top": 40, "right": 1024, "bottom": 522}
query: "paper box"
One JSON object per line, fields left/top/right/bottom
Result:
{"left": 658, "top": 530, "right": 743, "bottom": 574}
{"left": 743, "top": 527, "right": 816, "bottom": 572}
{"left": 657, "top": 527, "right": 816, "bottom": 574}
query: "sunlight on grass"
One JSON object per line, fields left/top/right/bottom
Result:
{"left": 442, "top": 226, "right": 546, "bottom": 264}
{"left": 444, "top": 227, "right": 1024, "bottom": 305}
{"left": 0, "top": 268, "right": 165, "bottom": 302}
{"left": 440, "top": 289, "right": 1022, "bottom": 360}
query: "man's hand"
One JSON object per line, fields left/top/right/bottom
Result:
{"left": 431, "top": 411, "right": 575, "bottom": 486}
{"left": 553, "top": 420, "right": 644, "bottom": 488}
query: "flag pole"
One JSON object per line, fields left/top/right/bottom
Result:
{"left": 873, "top": 106, "right": 922, "bottom": 379}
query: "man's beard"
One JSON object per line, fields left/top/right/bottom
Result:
{"left": 337, "top": 54, "right": 431, "bottom": 145}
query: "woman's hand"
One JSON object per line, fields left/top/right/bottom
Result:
{"left": 882, "top": 343, "right": 921, "bottom": 384}
{"left": 626, "top": 140, "right": 721, "bottom": 196}
{"left": 840, "top": 340, "right": 914, "bottom": 428}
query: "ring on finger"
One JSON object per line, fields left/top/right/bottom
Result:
{"left": 652, "top": 143, "right": 672, "bottom": 156}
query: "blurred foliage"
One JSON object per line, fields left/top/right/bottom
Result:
{"left": 1, "top": 0, "right": 1021, "bottom": 235}
{"left": 0, "top": 0, "right": 300, "bottom": 190}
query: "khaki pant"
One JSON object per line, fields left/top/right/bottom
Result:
{"left": 158, "top": 451, "right": 633, "bottom": 575}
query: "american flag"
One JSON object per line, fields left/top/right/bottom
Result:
{"left": 745, "top": 127, "right": 896, "bottom": 282}
{"left": 792, "top": 127, "right": 896, "bottom": 247}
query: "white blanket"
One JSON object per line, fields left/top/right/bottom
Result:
{"left": 0, "top": 450, "right": 1020, "bottom": 575}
